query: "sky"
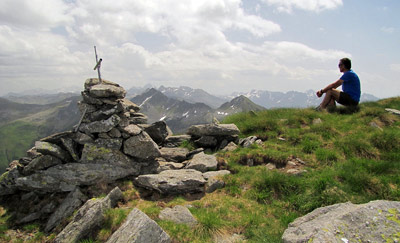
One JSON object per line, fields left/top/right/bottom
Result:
{"left": 0, "top": 0, "right": 399, "bottom": 98}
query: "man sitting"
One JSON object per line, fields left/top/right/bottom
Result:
{"left": 316, "top": 58, "right": 361, "bottom": 111}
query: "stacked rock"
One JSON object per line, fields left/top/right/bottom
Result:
{"left": 0, "top": 78, "right": 162, "bottom": 196}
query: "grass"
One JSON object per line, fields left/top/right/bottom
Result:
{"left": 0, "top": 97, "right": 399, "bottom": 242}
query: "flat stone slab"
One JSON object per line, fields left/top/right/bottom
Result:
{"left": 160, "top": 147, "right": 189, "bottom": 162}
{"left": 185, "top": 152, "right": 218, "bottom": 172}
{"left": 282, "top": 200, "right": 400, "bottom": 243}
{"left": 106, "top": 208, "right": 170, "bottom": 243}
{"left": 135, "top": 169, "right": 206, "bottom": 195}
{"left": 187, "top": 124, "right": 240, "bottom": 137}
{"left": 15, "top": 163, "right": 140, "bottom": 192}
{"left": 159, "top": 205, "right": 197, "bottom": 226}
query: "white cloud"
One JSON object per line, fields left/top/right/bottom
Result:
{"left": 0, "top": 0, "right": 72, "bottom": 30}
{"left": 390, "top": 64, "right": 400, "bottom": 72}
{"left": 262, "top": 0, "right": 343, "bottom": 13}
{"left": 381, "top": 26, "right": 395, "bottom": 34}
{"left": 0, "top": 0, "right": 355, "bottom": 96}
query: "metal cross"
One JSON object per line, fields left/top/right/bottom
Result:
{"left": 93, "top": 46, "right": 102, "bottom": 83}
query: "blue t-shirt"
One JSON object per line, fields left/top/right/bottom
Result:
{"left": 340, "top": 70, "right": 361, "bottom": 102}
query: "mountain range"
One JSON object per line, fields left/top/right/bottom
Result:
{"left": 0, "top": 85, "right": 381, "bottom": 172}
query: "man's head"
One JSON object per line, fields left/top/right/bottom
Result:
{"left": 339, "top": 58, "right": 351, "bottom": 70}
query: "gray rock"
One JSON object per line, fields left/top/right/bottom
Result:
{"left": 312, "top": 118, "right": 323, "bottom": 125}
{"left": 120, "top": 124, "right": 142, "bottom": 136}
{"left": 89, "top": 84, "right": 126, "bottom": 98}
{"left": 15, "top": 163, "right": 140, "bottom": 193}
{"left": 123, "top": 132, "right": 161, "bottom": 160}
{"left": 80, "top": 143, "right": 138, "bottom": 168}
{"left": 84, "top": 78, "right": 120, "bottom": 91}
{"left": 222, "top": 141, "right": 238, "bottom": 152}
{"left": 60, "top": 137, "right": 79, "bottom": 161}
{"left": 81, "top": 91, "right": 103, "bottom": 105}
{"left": 194, "top": 136, "right": 218, "bottom": 148}
{"left": 160, "top": 147, "right": 189, "bottom": 162}
{"left": 187, "top": 124, "right": 240, "bottom": 137}
{"left": 79, "top": 114, "right": 121, "bottom": 134}
{"left": 34, "top": 141, "right": 71, "bottom": 162}
{"left": 164, "top": 135, "right": 191, "bottom": 148}
{"left": 135, "top": 169, "right": 206, "bottom": 195}
{"left": 186, "top": 148, "right": 204, "bottom": 159}
{"left": 17, "top": 212, "right": 41, "bottom": 224}
{"left": 106, "top": 208, "right": 171, "bottom": 243}
{"left": 159, "top": 205, "right": 197, "bottom": 226}
{"left": 72, "top": 132, "right": 94, "bottom": 145}
{"left": 239, "top": 136, "right": 258, "bottom": 148}
{"left": 282, "top": 200, "right": 400, "bottom": 243}
{"left": 157, "top": 161, "right": 186, "bottom": 172}
{"left": 202, "top": 170, "right": 231, "bottom": 180}
{"left": 45, "top": 188, "right": 88, "bottom": 232}
{"left": 108, "top": 128, "right": 122, "bottom": 138}
{"left": 55, "top": 187, "right": 123, "bottom": 243}
{"left": 118, "top": 98, "right": 140, "bottom": 113}
{"left": 40, "top": 131, "right": 72, "bottom": 144}
{"left": 85, "top": 105, "right": 120, "bottom": 122}
{"left": 23, "top": 155, "right": 62, "bottom": 175}
{"left": 203, "top": 170, "right": 230, "bottom": 193}
{"left": 185, "top": 152, "right": 218, "bottom": 172}
{"left": 144, "top": 121, "right": 173, "bottom": 145}
{"left": 94, "top": 138, "right": 123, "bottom": 150}
{"left": 385, "top": 108, "right": 400, "bottom": 116}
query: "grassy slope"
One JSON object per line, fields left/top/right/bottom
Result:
{"left": 1, "top": 97, "right": 399, "bottom": 242}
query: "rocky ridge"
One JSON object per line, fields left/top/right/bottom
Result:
{"left": 0, "top": 78, "right": 240, "bottom": 242}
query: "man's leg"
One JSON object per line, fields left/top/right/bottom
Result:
{"left": 321, "top": 89, "right": 341, "bottom": 109}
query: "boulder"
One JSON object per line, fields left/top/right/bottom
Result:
{"left": 34, "top": 141, "right": 71, "bottom": 162}
{"left": 118, "top": 98, "right": 140, "bottom": 113}
{"left": 15, "top": 163, "right": 140, "bottom": 193}
{"left": 144, "top": 121, "right": 172, "bottom": 145}
{"left": 187, "top": 124, "right": 240, "bottom": 137}
{"left": 194, "top": 136, "right": 217, "bottom": 148}
{"left": 54, "top": 187, "right": 123, "bottom": 243}
{"left": 120, "top": 124, "right": 142, "bottom": 136}
{"left": 123, "top": 132, "right": 161, "bottom": 160}
{"left": 239, "top": 136, "right": 259, "bottom": 148}
{"left": 106, "top": 208, "right": 171, "bottom": 243}
{"left": 160, "top": 147, "right": 189, "bottom": 162}
{"left": 45, "top": 188, "right": 87, "bottom": 232}
{"left": 157, "top": 161, "right": 186, "bottom": 172}
{"left": 40, "top": 131, "right": 72, "bottom": 144}
{"left": 81, "top": 91, "right": 104, "bottom": 105}
{"left": 159, "top": 205, "right": 197, "bottom": 226}
{"left": 203, "top": 170, "right": 231, "bottom": 193}
{"left": 164, "top": 135, "right": 191, "bottom": 148}
{"left": 60, "top": 137, "right": 79, "bottom": 161}
{"left": 185, "top": 152, "right": 218, "bottom": 172}
{"left": 135, "top": 169, "right": 206, "bottom": 195}
{"left": 72, "top": 132, "right": 94, "bottom": 145}
{"left": 84, "top": 78, "right": 120, "bottom": 91}
{"left": 282, "top": 200, "right": 400, "bottom": 243}
{"left": 79, "top": 114, "right": 121, "bottom": 134}
{"left": 94, "top": 138, "right": 123, "bottom": 150}
{"left": 80, "top": 143, "right": 138, "bottom": 168}
{"left": 221, "top": 142, "right": 238, "bottom": 152}
{"left": 89, "top": 84, "right": 126, "bottom": 98}
{"left": 23, "top": 155, "right": 62, "bottom": 175}
{"left": 85, "top": 105, "right": 120, "bottom": 122}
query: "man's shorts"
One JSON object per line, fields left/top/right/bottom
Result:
{"left": 338, "top": 92, "right": 359, "bottom": 106}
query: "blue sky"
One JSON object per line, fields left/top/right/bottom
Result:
{"left": 0, "top": 0, "right": 399, "bottom": 98}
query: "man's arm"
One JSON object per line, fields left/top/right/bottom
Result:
{"left": 317, "top": 79, "right": 344, "bottom": 97}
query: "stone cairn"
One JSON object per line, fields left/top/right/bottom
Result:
{"left": 0, "top": 78, "right": 241, "bottom": 242}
